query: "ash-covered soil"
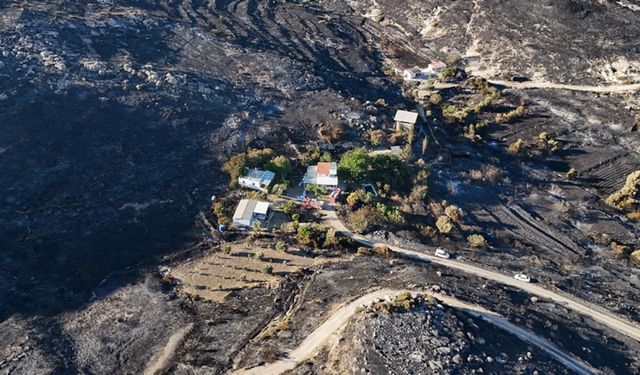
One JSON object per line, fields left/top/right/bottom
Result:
{"left": 342, "top": 0, "right": 640, "bottom": 83}
{"left": 2, "top": 0, "right": 640, "bottom": 374}
{"left": 0, "top": 0, "right": 403, "bottom": 372}
{"left": 239, "top": 257, "right": 640, "bottom": 374}
{"left": 320, "top": 303, "right": 569, "bottom": 375}
{"left": 0, "top": 0, "right": 403, "bottom": 320}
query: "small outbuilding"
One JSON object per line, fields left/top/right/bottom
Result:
{"left": 232, "top": 199, "right": 271, "bottom": 228}
{"left": 394, "top": 110, "right": 419, "bottom": 131}
{"left": 428, "top": 60, "right": 447, "bottom": 72}
{"left": 238, "top": 169, "right": 275, "bottom": 192}
{"left": 402, "top": 67, "right": 423, "bottom": 80}
{"left": 303, "top": 162, "right": 339, "bottom": 188}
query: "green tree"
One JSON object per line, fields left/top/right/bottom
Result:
{"left": 265, "top": 155, "right": 293, "bottom": 181}
{"left": 296, "top": 225, "right": 312, "bottom": 245}
{"left": 338, "top": 148, "right": 372, "bottom": 183}
{"left": 222, "top": 154, "right": 248, "bottom": 187}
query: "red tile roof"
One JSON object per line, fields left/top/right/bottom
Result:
{"left": 317, "top": 162, "right": 331, "bottom": 175}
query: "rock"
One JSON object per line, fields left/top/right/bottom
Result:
{"left": 530, "top": 296, "right": 539, "bottom": 303}
{"left": 374, "top": 98, "right": 387, "bottom": 106}
{"left": 370, "top": 9, "right": 384, "bottom": 22}
{"left": 526, "top": 351, "right": 533, "bottom": 359}
{"left": 165, "top": 73, "right": 178, "bottom": 85}
{"left": 0, "top": 93, "right": 8, "bottom": 101}
{"left": 452, "top": 354, "right": 463, "bottom": 364}
{"left": 486, "top": 356, "right": 494, "bottom": 363}
{"left": 436, "top": 346, "right": 451, "bottom": 355}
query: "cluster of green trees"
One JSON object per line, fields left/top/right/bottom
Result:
{"left": 222, "top": 148, "right": 295, "bottom": 193}
{"left": 338, "top": 148, "right": 415, "bottom": 193}
{"left": 296, "top": 224, "right": 339, "bottom": 249}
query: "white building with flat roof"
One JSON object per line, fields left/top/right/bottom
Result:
{"left": 232, "top": 199, "right": 271, "bottom": 228}
{"left": 394, "top": 110, "right": 419, "bottom": 130}
{"left": 303, "top": 162, "right": 338, "bottom": 188}
{"left": 238, "top": 169, "right": 275, "bottom": 192}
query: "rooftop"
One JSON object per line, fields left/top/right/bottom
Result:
{"left": 317, "top": 162, "right": 337, "bottom": 176}
{"left": 244, "top": 169, "right": 275, "bottom": 183}
{"left": 394, "top": 110, "right": 419, "bottom": 124}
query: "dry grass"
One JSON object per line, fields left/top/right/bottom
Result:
{"left": 170, "top": 244, "right": 324, "bottom": 302}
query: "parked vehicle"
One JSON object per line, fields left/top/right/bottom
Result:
{"left": 434, "top": 248, "right": 451, "bottom": 259}
{"left": 514, "top": 273, "right": 531, "bottom": 283}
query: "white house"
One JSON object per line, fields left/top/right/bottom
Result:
{"left": 402, "top": 67, "right": 423, "bottom": 80}
{"left": 428, "top": 60, "right": 447, "bottom": 72}
{"left": 403, "top": 65, "right": 444, "bottom": 81}
{"left": 303, "top": 162, "right": 338, "bottom": 188}
{"left": 238, "top": 169, "right": 275, "bottom": 192}
{"left": 233, "top": 199, "right": 271, "bottom": 228}
{"left": 394, "top": 110, "right": 419, "bottom": 130}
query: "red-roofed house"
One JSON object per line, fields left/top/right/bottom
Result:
{"left": 303, "top": 162, "right": 338, "bottom": 188}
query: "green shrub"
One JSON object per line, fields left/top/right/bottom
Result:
{"left": 346, "top": 189, "right": 374, "bottom": 208}
{"left": 442, "top": 104, "right": 470, "bottom": 122}
{"left": 444, "top": 205, "right": 462, "bottom": 223}
{"left": 436, "top": 215, "right": 453, "bottom": 234}
{"left": 261, "top": 265, "right": 273, "bottom": 274}
{"left": 347, "top": 207, "right": 383, "bottom": 234}
{"left": 275, "top": 241, "right": 287, "bottom": 252}
{"left": 508, "top": 138, "right": 524, "bottom": 154}
{"left": 495, "top": 105, "right": 526, "bottom": 123}
{"left": 367, "top": 129, "right": 386, "bottom": 146}
{"left": 300, "top": 146, "right": 323, "bottom": 166}
{"left": 631, "top": 250, "right": 640, "bottom": 266}
{"left": 467, "top": 234, "right": 488, "bottom": 249}
{"left": 305, "top": 183, "right": 327, "bottom": 198}
{"left": 438, "top": 67, "right": 457, "bottom": 81}
{"left": 280, "top": 200, "right": 297, "bottom": 215}
{"left": 212, "top": 197, "right": 235, "bottom": 226}
{"left": 606, "top": 171, "right": 640, "bottom": 210}
{"left": 296, "top": 225, "right": 312, "bottom": 246}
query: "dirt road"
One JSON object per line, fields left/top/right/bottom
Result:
{"left": 234, "top": 289, "right": 599, "bottom": 375}
{"left": 488, "top": 80, "right": 640, "bottom": 93}
{"left": 433, "top": 80, "right": 640, "bottom": 93}
{"left": 321, "top": 208, "right": 640, "bottom": 343}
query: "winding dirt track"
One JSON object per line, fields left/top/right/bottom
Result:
{"left": 233, "top": 208, "right": 640, "bottom": 375}
{"left": 234, "top": 289, "right": 600, "bottom": 375}
{"left": 433, "top": 80, "right": 640, "bottom": 93}
{"left": 488, "top": 80, "right": 640, "bottom": 93}
{"left": 321, "top": 208, "right": 640, "bottom": 343}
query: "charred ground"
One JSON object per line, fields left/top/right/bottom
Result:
{"left": 1, "top": 0, "right": 640, "bottom": 374}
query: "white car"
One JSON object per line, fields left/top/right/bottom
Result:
{"left": 434, "top": 248, "right": 451, "bottom": 259}
{"left": 514, "top": 273, "right": 531, "bottom": 283}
